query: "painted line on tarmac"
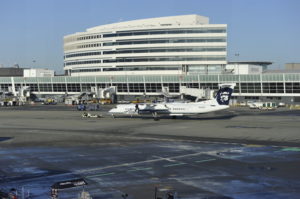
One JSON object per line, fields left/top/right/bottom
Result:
{"left": 76, "top": 151, "right": 220, "bottom": 174}
{"left": 128, "top": 167, "right": 152, "bottom": 172}
{"left": 195, "top": 158, "right": 216, "bottom": 163}
{"left": 152, "top": 155, "right": 176, "bottom": 162}
{"left": 163, "top": 162, "right": 187, "bottom": 167}
{"left": 112, "top": 133, "right": 295, "bottom": 149}
{"left": 87, "top": 172, "right": 115, "bottom": 178}
{"left": 280, "top": 147, "right": 300, "bottom": 152}
{"left": 92, "top": 132, "right": 242, "bottom": 147}
{"left": 120, "top": 135, "right": 240, "bottom": 146}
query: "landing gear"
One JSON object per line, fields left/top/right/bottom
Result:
{"left": 152, "top": 112, "right": 160, "bottom": 121}
{"left": 172, "top": 116, "right": 177, "bottom": 119}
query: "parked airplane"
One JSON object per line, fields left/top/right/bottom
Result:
{"left": 109, "top": 83, "right": 235, "bottom": 119}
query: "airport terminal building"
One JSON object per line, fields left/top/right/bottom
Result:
{"left": 1, "top": 73, "right": 300, "bottom": 103}
{"left": 64, "top": 15, "right": 227, "bottom": 76}
{"left": 1, "top": 15, "right": 300, "bottom": 103}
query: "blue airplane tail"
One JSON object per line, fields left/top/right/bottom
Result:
{"left": 215, "top": 85, "right": 234, "bottom": 105}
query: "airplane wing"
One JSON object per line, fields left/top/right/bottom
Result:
{"left": 138, "top": 103, "right": 169, "bottom": 113}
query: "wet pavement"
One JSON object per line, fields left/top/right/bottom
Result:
{"left": 1, "top": 141, "right": 300, "bottom": 199}
{"left": 0, "top": 105, "right": 300, "bottom": 198}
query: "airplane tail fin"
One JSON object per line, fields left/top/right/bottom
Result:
{"left": 215, "top": 83, "right": 236, "bottom": 105}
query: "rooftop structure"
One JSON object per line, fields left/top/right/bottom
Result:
{"left": 285, "top": 63, "right": 300, "bottom": 71}
{"left": 24, "top": 68, "right": 55, "bottom": 77}
{"left": 0, "top": 68, "right": 24, "bottom": 77}
{"left": 87, "top": 15, "right": 210, "bottom": 31}
{"left": 226, "top": 61, "right": 272, "bottom": 74}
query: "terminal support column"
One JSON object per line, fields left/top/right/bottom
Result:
{"left": 260, "top": 74, "right": 263, "bottom": 96}
{"left": 51, "top": 77, "right": 54, "bottom": 92}
{"left": 143, "top": 76, "right": 146, "bottom": 96}
{"left": 283, "top": 74, "right": 286, "bottom": 94}
{"left": 79, "top": 76, "right": 83, "bottom": 92}
{"left": 64, "top": 76, "right": 68, "bottom": 94}
{"left": 37, "top": 77, "right": 40, "bottom": 94}
{"left": 198, "top": 74, "right": 200, "bottom": 89}
{"left": 238, "top": 74, "right": 241, "bottom": 96}
{"left": 11, "top": 77, "right": 16, "bottom": 96}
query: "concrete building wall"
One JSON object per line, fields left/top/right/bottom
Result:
{"left": 24, "top": 69, "right": 54, "bottom": 77}
{"left": 225, "top": 64, "right": 263, "bottom": 74}
{"left": 285, "top": 63, "right": 300, "bottom": 70}
{"left": 0, "top": 68, "right": 24, "bottom": 77}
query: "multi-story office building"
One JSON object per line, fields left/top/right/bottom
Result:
{"left": 64, "top": 15, "right": 227, "bottom": 76}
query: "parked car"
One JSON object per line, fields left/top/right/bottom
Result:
{"left": 77, "top": 103, "right": 100, "bottom": 111}
{"left": 239, "top": 101, "right": 247, "bottom": 107}
{"left": 278, "top": 102, "right": 286, "bottom": 107}
{"left": 77, "top": 104, "right": 86, "bottom": 111}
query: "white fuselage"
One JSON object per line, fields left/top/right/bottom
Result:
{"left": 163, "top": 101, "right": 229, "bottom": 116}
{"left": 109, "top": 99, "right": 229, "bottom": 117}
{"left": 109, "top": 83, "right": 235, "bottom": 117}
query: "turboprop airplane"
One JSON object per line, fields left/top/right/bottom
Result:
{"left": 109, "top": 83, "right": 236, "bottom": 119}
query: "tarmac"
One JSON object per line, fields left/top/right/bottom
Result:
{"left": 0, "top": 104, "right": 300, "bottom": 198}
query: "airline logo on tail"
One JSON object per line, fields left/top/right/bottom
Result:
{"left": 216, "top": 87, "right": 233, "bottom": 105}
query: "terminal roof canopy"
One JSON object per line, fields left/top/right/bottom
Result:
{"left": 87, "top": 15, "right": 210, "bottom": 32}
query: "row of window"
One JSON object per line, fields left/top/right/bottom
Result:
{"left": 3, "top": 83, "right": 300, "bottom": 94}
{"left": 71, "top": 66, "right": 180, "bottom": 73}
{"left": 65, "top": 47, "right": 226, "bottom": 59}
{"left": 65, "top": 56, "right": 226, "bottom": 66}
{"left": 114, "top": 83, "right": 179, "bottom": 93}
{"left": 103, "top": 38, "right": 226, "bottom": 46}
{"left": 77, "top": 35, "right": 101, "bottom": 41}
{"left": 65, "top": 28, "right": 226, "bottom": 43}
{"left": 172, "top": 108, "right": 186, "bottom": 111}
{"left": 103, "top": 28, "right": 226, "bottom": 38}
{"left": 69, "top": 65, "right": 225, "bottom": 74}
{"left": 103, "top": 47, "right": 226, "bottom": 55}
{"left": 72, "top": 68, "right": 102, "bottom": 73}
{"left": 237, "top": 83, "right": 300, "bottom": 93}
{"left": 78, "top": 43, "right": 101, "bottom": 49}
{"left": 103, "top": 57, "right": 226, "bottom": 63}
{"left": 1, "top": 83, "right": 213, "bottom": 93}
{"left": 65, "top": 51, "right": 102, "bottom": 59}
{"left": 65, "top": 38, "right": 226, "bottom": 51}
{"left": 64, "top": 35, "right": 102, "bottom": 43}
{"left": 105, "top": 66, "right": 180, "bottom": 71}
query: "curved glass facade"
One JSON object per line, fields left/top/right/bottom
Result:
{"left": 64, "top": 15, "right": 227, "bottom": 76}
{"left": 102, "top": 28, "right": 226, "bottom": 38}
{"left": 102, "top": 38, "right": 226, "bottom": 46}
{"left": 65, "top": 47, "right": 226, "bottom": 59}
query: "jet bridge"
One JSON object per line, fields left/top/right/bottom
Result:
{"left": 0, "top": 86, "right": 31, "bottom": 106}
{"left": 91, "top": 86, "right": 117, "bottom": 103}
{"left": 179, "top": 86, "right": 214, "bottom": 101}
{"left": 159, "top": 86, "right": 214, "bottom": 102}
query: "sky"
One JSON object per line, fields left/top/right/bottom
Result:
{"left": 0, "top": 0, "right": 299, "bottom": 74}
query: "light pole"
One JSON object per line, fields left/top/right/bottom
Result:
{"left": 32, "top": 59, "right": 36, "bottom": 69}
{"left": 235, "top": 53, "right": 241, "bottom": 96}
{"left": 234, "top": 53, "right": 239, "bottom": 75}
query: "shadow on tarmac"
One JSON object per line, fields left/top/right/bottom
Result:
{"left": 0, "top": 137, "right": 12, "bottom": 142}
{"left": 114, "top": 114, "right": 238, "bottom": 121}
